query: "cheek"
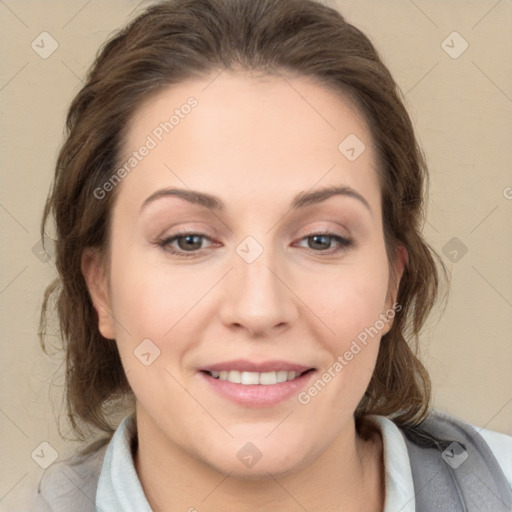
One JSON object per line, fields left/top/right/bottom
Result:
{"left": 330, "top": 280, "right": 389, "bottom": 341}
{"left": 304, "top": 253, "right": 390, "bottom": 341}
{"left": 301, "top": 251, "right": 390, "bottom": 389}
{"left": 105, "top": 240, "right": 197, "bottom": 367}
{"left": 110, "top": 266, "right": 202, "bottom": 346}
{"left": 107, "top": 263, "right": 203, "bottom": 411}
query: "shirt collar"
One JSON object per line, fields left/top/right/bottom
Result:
{"left": 366, "top": 414, "right": 416, "bottom": 512}
{"left": 96, "top": 413, "right": 152, "bottom": 512}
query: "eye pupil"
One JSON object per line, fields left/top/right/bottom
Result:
{"left": 310, "top": 235, "right": 331, "bottom": 250}
{"left": 178, "top": 234, "right": 202, "bottom": 251}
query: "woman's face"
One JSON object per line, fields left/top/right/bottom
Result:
{"left": 85, "top": 71, "right": 403, "bottom": 477}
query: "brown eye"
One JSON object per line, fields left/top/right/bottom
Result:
{"left": 158, "top": 232, "right": 214, "bottom": 257}
{"left": 297, "top": 233, "right": 353, "bottom": 254}
{"left": 175, "top": 234, "right": 204, "bottom": 251}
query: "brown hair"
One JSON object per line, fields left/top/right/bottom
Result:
{"left": 39, "top": 0, "right": 447, "bottom": 444}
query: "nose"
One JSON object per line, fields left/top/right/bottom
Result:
{"left": 218, "top": 241, "right": 299, "bottom": 338}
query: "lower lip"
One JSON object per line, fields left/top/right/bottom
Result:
{"left": 199, "top": 370, "right": 316, "bottom": 407}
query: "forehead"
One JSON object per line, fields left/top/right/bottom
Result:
{"left": 114, "top": 71, "right": 380, "bottom": 217}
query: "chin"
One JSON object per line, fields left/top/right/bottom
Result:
{"left": 198, "top": 438, "right": 314, "bottom": 481}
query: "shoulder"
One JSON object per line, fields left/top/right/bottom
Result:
{"left": 27, "top": 414, "right": 138, "bottom": 512}
{"left": 365, "top": 409, "right": 512, "bottom": 512}
{"left": 470, "top": 420, "right": 512, "bottom": 489}
{"left": 400, "top": 409, "right": 512, "bottom": 507}
{"left": 0, "top": 442, "right": 108, "bottom": 512}
{"left": 30, "top": 441, "right": 108, "bottom": 512}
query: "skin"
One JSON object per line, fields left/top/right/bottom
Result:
{"left": 82, "top": 70, "right": 406, "bottom": 512}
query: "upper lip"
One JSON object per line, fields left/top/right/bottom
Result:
{"left": 200, "top": 359, "right": 314, "bottom": 373}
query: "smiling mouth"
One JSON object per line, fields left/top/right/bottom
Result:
{"left": 202, "top": 369, "right": 314, "bottom": 385}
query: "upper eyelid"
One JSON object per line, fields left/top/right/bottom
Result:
{"left": 160, "top": 218, "right": 353, "bottom": 236}
{"left": 162, "top": 227, "right": 350, "bottom": 239}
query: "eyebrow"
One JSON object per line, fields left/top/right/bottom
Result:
{"left": 140, "top": 185, "right": 372, "bottom": 214}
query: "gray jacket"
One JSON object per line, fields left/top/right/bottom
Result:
{"left": 400, "top": 409, "right": 512, "bottom": 511}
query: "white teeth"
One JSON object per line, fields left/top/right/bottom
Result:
{"left": 259, "top": 371, "right": 277, "bottom": 385}
{"left": 276, "top": 370, "right": 289, "bottom": 383}
{"left": 228, "top": 370, "right": 241, "bottom": 383}
{"left": 209, "top": 370, "right": 303, "bottom": 385}
{"left": 240, "top": 371, "right": 259, "bottom": 385}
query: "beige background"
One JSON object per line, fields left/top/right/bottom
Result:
{"left": 1, "top": 0, "right": 511, "bottom": 507}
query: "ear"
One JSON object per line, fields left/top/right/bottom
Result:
{"left": 81, "top": 247, "right": 116, "bottom": 340}
{"left": 382, "top": 245, "right": 408, "bottom": 335}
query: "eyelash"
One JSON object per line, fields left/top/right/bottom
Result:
{"left": 156, "top": 230, "right": 353, "bottom": 258}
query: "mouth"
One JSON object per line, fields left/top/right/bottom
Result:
{"left": 197, "top": 360, "right": 317, "bottom": 407}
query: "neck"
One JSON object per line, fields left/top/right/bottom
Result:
{"left": 133, "top": 410, "right": 384, "bottom": 512}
